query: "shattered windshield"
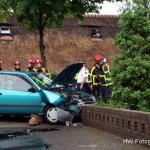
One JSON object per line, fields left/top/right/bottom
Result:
{"left": 28, "top": 73, "right": 52, "bottom": 90}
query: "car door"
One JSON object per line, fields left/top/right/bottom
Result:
{"left": 0, "top": 74, "right": 44, "bottom": 115}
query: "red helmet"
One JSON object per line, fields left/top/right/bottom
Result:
{"left": 14, "top": 60, "right": 21, "bottom": 65}
{"left": 94, "top": 55, "right": 103, "bottom": 62}
{"left": 28, "top": 59, "right": 35, "bottom": 64}
{"left": 0, "top": 60, "right": 3, "bottom": 65}
{"left": 36, "top": 58, "right": 43, "bottom": 63}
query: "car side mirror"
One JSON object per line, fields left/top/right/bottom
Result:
{"left": 28, "top": 87, "right": 36, "bottom": 93}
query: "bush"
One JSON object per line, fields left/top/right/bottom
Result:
{"left": 111, "top": 1, "right": 150, "bottom": 112}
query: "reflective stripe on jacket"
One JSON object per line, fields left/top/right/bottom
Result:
{"left": 89, "top": 66, "right": 99, "bottom": 86}
{"left": 26, "top": 67, "right": 37, "bottom": 72}
{"left": 98, "top": 63, "right": 112, "bottom": 86}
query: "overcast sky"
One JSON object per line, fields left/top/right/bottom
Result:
{"left": 100, "top": 1, "right": 123, "bottom": 15}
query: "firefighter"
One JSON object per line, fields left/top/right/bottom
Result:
{"left": 36, "top": 58, "right": 51, "bottom": 78}
{"left": 14, "top": 60, "right": 22, "bottom": 71}
{"left": 0, "top": 61, "right": 3, "bottom": 71}
{"left": 89, "top": 55, "right": 102, "bottom": 97}
{"left": 96, "top": 56, "right": 113, "bottom": 103}
{"left": 26, "top": 59, "right": 36, "bottom": 72}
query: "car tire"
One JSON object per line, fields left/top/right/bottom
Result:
{"left": 44, "top": 106, "right": 59, "bottom": 124}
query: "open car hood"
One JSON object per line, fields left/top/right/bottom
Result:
{"left": 50, "top": 63, "right": 84, "bottom": 86}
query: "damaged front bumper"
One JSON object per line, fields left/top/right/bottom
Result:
{"left": 56, "top": 107, "right": 74, "bottom": 123}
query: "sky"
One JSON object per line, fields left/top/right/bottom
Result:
{"left": 100, "top": 1, "right": 123, "bottom": 15}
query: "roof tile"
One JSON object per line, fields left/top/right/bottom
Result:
{"left": 84, "top": 14, "right": 120, "bottom": 19}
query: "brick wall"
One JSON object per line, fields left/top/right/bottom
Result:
{"left": 82, "top": 106, "right": 150, "bottom": 140}
{"left": 7, "top": 15, "right": 120, "bottom": 39}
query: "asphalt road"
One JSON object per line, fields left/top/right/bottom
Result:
{"left": 0, "top": 116, "right": 149, "bottom": 150}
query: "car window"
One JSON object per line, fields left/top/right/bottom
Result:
{"left": 29, "top": 73, "right": 52, "bottom": 90}
{"left": 0, "top": 74, "right": 4, "bottom": 89}
{"left": 3, "top": 74, "right": 32, "bottom": 92}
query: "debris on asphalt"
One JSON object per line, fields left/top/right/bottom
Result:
{"left": 73, "top": 123, "right": 84, "bottom": 127}
{"left": 65, "top": 121, "right": 73, "bottom": 126}
{"left": 93, "top": 137, "right": 100, "bottom": 141}
{"left": 28, "top": 114, "right": 43, "bottom": 126}
{"left": 26, "top": 128, "right": 59, "bottom": 133}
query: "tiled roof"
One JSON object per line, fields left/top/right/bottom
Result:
{"left": 84, "top": 14, "right": 120, "bottom": 19}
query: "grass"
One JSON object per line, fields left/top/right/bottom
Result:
{"left": 96, "top": 96, "right": 128, "bottom": 110}
{"left": 0, "top": 33, "right": 119, "bottom": 73}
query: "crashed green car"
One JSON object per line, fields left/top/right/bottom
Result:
{"left": 0, "top": 63, "right": 96, "bottom": 124}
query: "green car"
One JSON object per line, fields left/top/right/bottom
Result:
{"left": 0, "top": 71, "right": 77, "bottom": 124}
{"left": 0, "top": 63, "right": 96, "bottom": 124}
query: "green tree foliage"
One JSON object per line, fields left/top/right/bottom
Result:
{"left": 0, "top": 0, "right": 10, "bottom": 22}
{"left": 0, "top": 0, "right": 121, "bottom": 66}
{"left": 112, "top": 0, "right": 150, "bottom": 111}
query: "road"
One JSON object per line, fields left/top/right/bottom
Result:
{"left": 0, "top": 116, "right": 149, "bottom": 150}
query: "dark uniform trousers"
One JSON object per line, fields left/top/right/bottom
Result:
{"left": 100, "top": 86, "right": 112, "bottom": 103}
{"left": 96, "top": 63, "right": 113, "bottom": 103}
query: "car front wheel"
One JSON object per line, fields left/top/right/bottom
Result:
{"left": 44, "top": 106, "right": 59, "bottom": 124}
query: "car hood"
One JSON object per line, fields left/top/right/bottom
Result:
{"left": 50, "top": 63, "right": 84, "bottom": 86}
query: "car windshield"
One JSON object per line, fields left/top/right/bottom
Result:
{"left": 28, "top": 73, "right": 52, "bottom": 90}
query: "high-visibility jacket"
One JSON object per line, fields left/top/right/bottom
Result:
{"left": 36, "top": 67, "right": 51, "bottom": 79}
{"left": 32, "top": 76, "right": 46, "bottom": 87}
{"left": 89, "top": 66, "right": 99, "bottom": 86}
{"left": 74, "top": 73, "right": 79, "bottom": 81}
{"left": 26, "top": 67, "right": 37, "bottom": 72}
{"left": 96, "top": 63, "right": 113, "bottom": 86}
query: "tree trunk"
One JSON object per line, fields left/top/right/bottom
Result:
{"left": 39, "top": 28, "right": 46, "bottom": 67}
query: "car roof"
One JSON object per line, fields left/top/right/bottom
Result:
{"left": 0, "top": 71, "right": 36, "bottom": 76}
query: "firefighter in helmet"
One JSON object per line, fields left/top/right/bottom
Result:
{"left": 89, "top": 55, "right": 102, "bottom": 97}
{"left": 95, "top": 55, "right": 113, "bottom": 103}
{"left": 36, "top": 58, "right": 51, "bottom": 78}
{"left": 0, "top": 61, "right": 3, "bottom": 71}
{"left": 14, "top": 60, "right": 22, "bottom": 71}
{"left": 26, "top": 59, "right": 36, "bottom": 72}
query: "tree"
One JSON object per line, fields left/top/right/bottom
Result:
{"left": 111, "top": 0, "right": 150, "bottom": 111}
{"left": 0, "top": 0, "right": 121, "bottom": 66}
{"left": 0, "top": 1, "right": 10, "bottom": 22}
